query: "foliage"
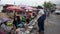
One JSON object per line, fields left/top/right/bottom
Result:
{"left": 43, "top": 1, "right": 56, "bottom": 9}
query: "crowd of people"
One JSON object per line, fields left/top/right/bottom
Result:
{"left": 0, "top": 6, "right": 47, "bottom": 34}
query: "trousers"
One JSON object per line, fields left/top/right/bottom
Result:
{"left": 38, "top": 17, "right": 45, "bottom": 32}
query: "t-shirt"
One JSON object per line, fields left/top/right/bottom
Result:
{"left": 38, "top": 9, "right": 44, "bottom": 15}
{"left": 38, "top": 9, "right": 46, "bottom": 21}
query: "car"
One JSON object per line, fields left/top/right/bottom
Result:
{"left": 54, "top": 9, "right": 60, "bottom": 15}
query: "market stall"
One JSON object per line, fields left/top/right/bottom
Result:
{"left": 0, "top": 5, "right": 42, "bottom": 34}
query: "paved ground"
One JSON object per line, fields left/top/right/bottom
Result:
{"left": 45, "top": 14, "right": 60, "bottom": 34}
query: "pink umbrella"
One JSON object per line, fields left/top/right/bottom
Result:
{"left": 33, "top": 8, "right": 37, "bottom": 10}
{"left": 6, "top": 6, "right": 24, "bottom": 12}
{"left": 18, "top": 5, "right": 27, "bottom": 7}
{"left": 18, "top": 5, "right": 28, "bottom": 9}
{"left": 25, "top": 7, "right": 34, "bottom": 10}
{"left": 6, "top": 6, "right": 24, "bottom": 19}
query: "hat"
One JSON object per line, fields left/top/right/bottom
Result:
{"left": 37, "top": 6, "right": 43, "bottom": 9}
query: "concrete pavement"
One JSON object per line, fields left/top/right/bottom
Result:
{"left": 45, "top": 14, "right": 60, "bottom": 34}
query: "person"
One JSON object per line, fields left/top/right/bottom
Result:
{"left": 13, "top": 16, "right": 24, "bottom": 29}
{"left": 13, "top": 16, "right": 24, "bottom": 34}
{"left": 0, "top": 18, "right": 11, "bottom": 34}
{"left": 37, "top": 7, "right": 46, "bottom": 34}
{"left": 51, "top": 8, "right": 55, "bottom": 14}
{"left": 26, "top": 18, "right": 30, "bottom": 24}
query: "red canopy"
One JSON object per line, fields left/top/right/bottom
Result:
{"left": 6, "top": 6, "right": 24, "bottom": 12}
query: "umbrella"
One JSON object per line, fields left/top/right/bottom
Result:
{"left": 18, "top": 5, "right": 27, "bottom": 8}
{"left": 25, "top": 7, "right": 34, "bottom": 10}
{"left": 6, "top": 6, "right": 24, "bottom": 19}
{"left": 18, "top": 5, "right": 29, "bottom": 9}
{"left": 1, "top": 18, "right": 8, "bottom": 23}
{"left": 33, "top": 8, "right": 38, "bottom": 10}
{"left": 6, "top": 6, "right": 24, "bottom": 12}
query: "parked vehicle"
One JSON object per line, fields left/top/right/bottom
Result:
{"left": 54, "top": 9, "right": 60, "bottom": 15}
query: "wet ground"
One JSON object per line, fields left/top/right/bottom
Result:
{"left": 45, "top": 13, "right": 60, "bottom": 34}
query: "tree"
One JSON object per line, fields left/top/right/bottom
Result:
{"left": 43, "top": 1, "right": 56, "bottom": 16}
{"left": 43, "top": 1, "right": 56, "bottom": 9}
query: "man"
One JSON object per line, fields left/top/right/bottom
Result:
{"left": 37, "top": 6, "right": 46, "bottom": 34}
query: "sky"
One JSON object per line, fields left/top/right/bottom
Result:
{"left": 0, "top": 0, "right": 60, "bottom": 6}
